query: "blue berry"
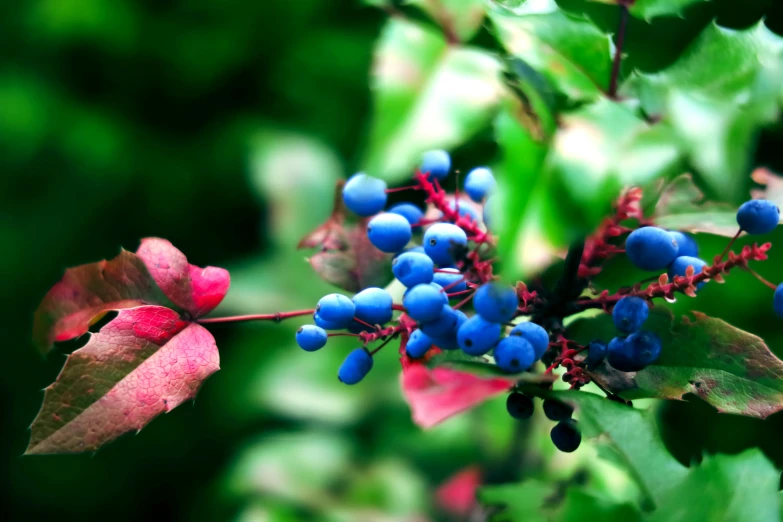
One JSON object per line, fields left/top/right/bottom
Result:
{"left": 612, "top": 296, "right": 649, "bottom": 334}
{"left": 353, "top": 287, "right": 393, "bottom": 326}
{"left": 625, "top": 226, "right": 679, "bottom": 271}
{"left": 543, "top": 399, "right": 573, "bottom": 421}
{"left": 606, "top": 337, "right": 632, "bottom": 371}
{"left": 607, "top": 332, "right": 661, "bottom": 372}
{"left": 296, "top": 325, "right": 328, "bottom": 352}
{"left": 509, "top": 322, "right": 548, "bottom": 360}
{"left": 368, "top": 212, "right": 412, "bottom": 253}
{"left": 314, "top": 312, "right": 345, "bottom": 330}
{"left": 430, "top": 310, "right": 468, "bottom": 350}
{"left": 775, "top": 284, "right": 783, "bottom": 318}
{"left": 433, "top": 268, "right": 466, "bottom": 293}
{"left": 493, "top": 336, "right": 535, "bottom": 373}
{"left": 404, "top": 283, "right": 448, "bottom": 322}
{"left": 669, "top": 256, "right": 708, "bottom": 290}
{"left": 551, "top": 419, "right": 581, "bottom": 453}
{"left": 457, "top": 316, "right": 502, "bottom": 356}
{"left": 392, "top": 252, "right": 434, "bottom": 288}
{"left": 506, "top": 392, "right": 534, "bottom": 420}
{"left": 585, "top": 340, "right": 607, "bottom": 369}
{"left": 406, "top": 329, "right": 434, "bottom": 358}
{"left": 483, "top": 195, "right": 498, "bottom": 230}
{"left": 668, "top": 230, "right": 699, "bottom": 258}
{"left": 737, "top": 199, "right": 780, "bottom": 234}
{"left": 464, "top": 167, "right": 496, "bottom": 202}
{"left": 342, "top": 173, "right": 387, "bottom": 216}
{"left": 389, "top": 203, "right": 425, "bottom": 228}
{"left": 420, "top": 305, "right": 459, "bottom": 338}
{"left": 420, "top": 149, "right": 451, "bottom": 180}
{"left": 316, "top": 293, "right": 355, "bottom": 325}
{"left": 475, "top": 283, "right": 519, "bottom": 323}
{"left": 405, "top": 245, "right": 426, "bottom": 255}
{"left": 338, "top": 348, "right": 374, "bottom": 384}
{"left": 449, "top": 200, "right": 480, "bottom": 223}
{"left": 424, "top": 223, "right": 468, "bottom": 266}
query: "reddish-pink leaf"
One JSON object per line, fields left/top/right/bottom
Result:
{"left": 400, "top": 353, "right": 514, "bottom": 428}
{"left": 136, "top": 238, "right": 230, "bottom": 318}
{"left": 436, "top": 466, "right": 482, "bottom": 517}
{"left": 26, "top": 306, "right": 219, "bottom": 455}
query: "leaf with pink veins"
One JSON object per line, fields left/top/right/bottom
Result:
{"left": 26, "top": 306, "right": 220, "bottom": 455}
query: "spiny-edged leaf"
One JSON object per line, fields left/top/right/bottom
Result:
{"left": 625, "top": 22, "right": 783, "bottom": 202}
{"left": 427, "top": 348, "right": 557, "bottom": 383}
{"left": 588, "top": 0, "right": 708, "bottom": 21}
{"left": 34, "top": 238, "right": 230, "bottom": 354}
{"left": 363, "top": 17, "right": 504, "bottom": 182}
{"left": 654, "top": 173, "right": 739, "bottom": 237}
{"left": 307, "top": 219, "right": 393, "bottom": 292}
{"left": 567, "top": 309, "right": 783, "bottom": 419}
{"left": 489, "top": 0, "right": 613, "bottom": 102}
{"left": 408, "top": 0, "right": 486, "bottom": 41}
{"left": 479, "top": 480, "right": 552, "bottom": 522}
{"left": 26, "top": 306, "right": 219, "bottom": 454}
{"left": 648, "top": 450, "right": 780, "bottom": 522}
{"left": 546, "top": 98, "right": 683, "bottom": 238}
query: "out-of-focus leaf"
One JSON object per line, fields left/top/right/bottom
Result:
{"left": 751, "top": 167, "right": 783, "bottom": 210}
{"left": 654, "top": 174, "right": 739, "bottom": 237}
{"left": 408, "top": 0, "right": 486, "bottom": 41}
{"left": 567, "top": 309, "right": 783, "bottom": 419}
{"left": 427, "top": 349, "right": 557, "bottom": 382}
{"left": 478, "top": 480, "right": 552, "bottom": 522}
{"left": 625, "top": 22, "right": 783, "bottom": 202}
{"left": 587, "top": 0, "right": 707, "bottom": 21}
{"left": 436, "top": 466, "right": 482, "bottom": 517}
{"left": 27, "top": 306, "right": 219, "bottom": 454}
{"left": 363, "top": 17, "right": 504, "bottom": 182}
{"left": 557, "top": 488, "right": 641, "bottom": 522}
{"left": 489, "top": 0, "right": 613, "bottom": 102}
{"left": 648, "top": 450, "right": 780, "bottom": 522}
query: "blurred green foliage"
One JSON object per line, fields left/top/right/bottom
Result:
{"left": 3, "top": 0, "right": 783, "bottom": 521}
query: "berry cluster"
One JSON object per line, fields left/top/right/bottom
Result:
{"left": 507, "top": 393, "right": 580, "bottom": 452}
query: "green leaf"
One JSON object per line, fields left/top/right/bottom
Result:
{"left": 557, "top": 487, "right": 642, "bottom": 522}
{"left": 566, "top": 309, "right": 783, "bottom": 419}
{"left": 588, "top": 0, "right": 708, "bottom": 21}
{"left": 427, "top": 348, "right": 557, "bottom": 382}
{"left": 654, "top": 174, "right": 739, "bottom": 237}
{"left": 625, "top": 22, "right": 783, "bottom": 203}
{"left": 408, "top": 0, "right": 487, "bottom": 41}
{"left": 479, "top": 480, "right": 553, "bottom": 522}
{"left": 363, "top": 17, "right": 504, "bottom": 182}
{"left": 489, "top": 0, "right": 613, "bottom": 102}
{"left": 648, "top": 450, "right": 780, "bottom": 522}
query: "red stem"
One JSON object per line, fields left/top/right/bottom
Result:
{"left": 719, "top": 229, "right": 742, "bottom": 260}
{"left": 385, "top": 185, "right": 419, "bottom": 193}
{"left": 197, "top": 309, "right": 315, "bottom": 324}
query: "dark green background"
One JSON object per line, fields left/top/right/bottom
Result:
{"left": 2, "top": 0, "right": 783, "bottom": 520}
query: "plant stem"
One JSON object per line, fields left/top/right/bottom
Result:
{"left": 197, "top": 309, "right": 315, "bottom": 324}
{"left": 609, "top": 4, "right": 629, "bottom": 98}
{"left": 719, "top": 229, "right": 742, "bottom": 260}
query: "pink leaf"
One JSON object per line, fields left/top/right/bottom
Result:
{"left": 137, "top": 238, "right": 230, "bottom": 318}
{"left": 400, "top": 351, "right": 514, "bottom": 428}
{"left": 436, "top": 466, "right": 482, "bottom": 516}
{"left": 26, "top": 306, "right": 220, "bottom": 455}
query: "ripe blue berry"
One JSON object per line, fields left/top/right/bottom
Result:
{"left": 420, "top": 149, "right": 451, "bottom": 180}
{"left": 483, "top": 195, "right": 498, "bottom": 230}
{"left": 367, "top": 212, "right": 412, "bottom": 253}
{"left": 607, "top": 336, "right": 632, "bottom": 371}
{"left": 449, "top": 200, "right": 480, "bottom": 223}
{"left": 433, "top": 267, "right": 466, "bottom": 293}
{"left": 543, "top": 399, "right": 573, "bottom": 421}
{"left": 775, "top": 283, "right": 783, "bottom": 318}
{"left": 608, "top": 331, "right": 661, "bottom": 372}
{"left": 314, "top": 312, "right": 344, "bottom": 330}
{"left": 424, "top": 223, "right": 468, "bottom": 266}
{"left": 585, "top": 340, "right": 607, "bottom": 369}
{"left": 420, "top": 305, "right": 459, "bottom": 338}
{"left": 342, "top": 173, "right": 387, "bottom": 216}
{"left": 393, "top": 252, "right": 434, "bottom": 288}
{"left": 316, "top": 293, "right": 355, "bottom": 325}
{"left": 506, "top": 392, "right": 534, "bottom": 420}
{"left": 353, "top": 287, "right": 393, "bottom": 326}
{"left": 509, "top": 322, "right": 549, "bottom": 360}
{"left": 406, "top": 329, "right": 433, "bottom": 358}
{"left": 668, "top": 230, "right": 699, "bottom": 258}
{"left": 493, "top": 336, "right": 535, "bottom": 373}
{"left": 551, "top": 419, "right": 581, "bottom": 453}
{"left": 457, "top": 316, "right": 502, "bottom": 356}
{"left": 403, "top": 283, "right": 448, "bottom": 322}
{"left": 430, "top": 310, "right": 468, "bottom": 350}
{"left": 669, "top": 256, "right": 708, "bottom": 290}
{"left": 338, "top": 348, "right": 374, "bottom": 385}
{"left": 475, "top": 283, "right": 519, "bottom": 323}
{"left": 625, "top": 226, "right": 679, "bottom": 271}
{"left": 737, "top": 199, "right": 780, "bottom": 234}
{"left": 612, "top": 296, "right": 649, "bottom": 334}
{"left": 296, "top": 325, "right": 328, "bottom": 352}
{"left": 389, "top": 203, "right": 425, "bottom": 228}
{"left": 464, "top": 167, "right": 496, "bottom": 202}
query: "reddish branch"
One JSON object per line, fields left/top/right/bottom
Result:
{"left": 198, "top": 309, "right": 315, "bottom": 324}
{"left": 579, "top": 188, "right": 647, "bottom": 278}
{"left": 544, "top": 337, "right": 590, "bottom": 389}
{"left": 577, "top": 242, "right": 772, "bottom": 311}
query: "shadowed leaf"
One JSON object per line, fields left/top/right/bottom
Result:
{"left": 654, "top": 174, "right": 739, "bottom": 237}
